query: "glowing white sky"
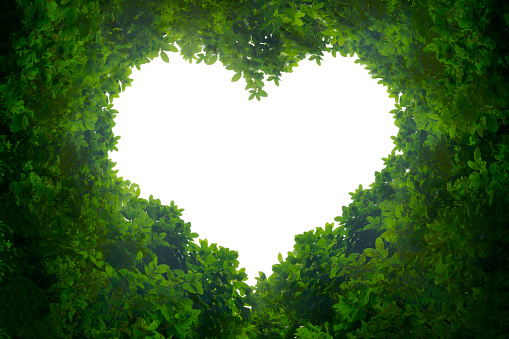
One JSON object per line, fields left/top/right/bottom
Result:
{"left": 108, "top": 51, "right": 399, "bottom": 287}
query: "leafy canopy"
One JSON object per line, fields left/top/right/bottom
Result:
{"left": 0, "top": 0, "right": 508, "bottom": 337}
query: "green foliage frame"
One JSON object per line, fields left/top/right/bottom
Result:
{"left": 1, "top": 0, "right": 508, "bottom": 337}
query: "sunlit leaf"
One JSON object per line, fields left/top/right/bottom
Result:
{"left": 160, "top": 51, "right": 169, "bottom": 63}
{"left": 231, "top": 72, "right": 242, "bottom": 82}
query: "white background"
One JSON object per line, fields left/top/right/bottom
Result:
{"left": 108, "top": 51, "right": 399, "bottom": 287}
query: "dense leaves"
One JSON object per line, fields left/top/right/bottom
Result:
{"left": 1, "top": 0, "right": 508, "bottom": 337}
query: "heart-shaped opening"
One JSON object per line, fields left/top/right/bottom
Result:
{"left": 109, "top": 51, "right": 400, "bottom": 284}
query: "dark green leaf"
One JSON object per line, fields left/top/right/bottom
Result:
{"left": 486, "top": 114, "right": 498, "bottom": 133}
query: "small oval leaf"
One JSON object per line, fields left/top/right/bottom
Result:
{"left": 364, "top": 248, "right": 377, "bottom": 257}
{"left": 231, "top": 72, "right": 242, "bottom": 82}
{"left": 160, "top": 51, "right": 169, "bottom": 63}
{"left": 136, "top": 251, "right": 143, "bottom": 261}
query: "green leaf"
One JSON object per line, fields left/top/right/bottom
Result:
{"left": 106, "top": 265, "right": 115, "bottom": 276}
{"left": 191, "top": 281, "right": 203, "bottom": 295}
{"left": 156, "top": 264, "right": 169, "bottom": 273}
{"left": 161, "top": 42, "right": 179, "bottom": 52}
{"left": 364, "top": 248, "right": 377, "bottom": 257}
{"left": 160, "top": 51, "right": 169, "bottom": 63}
{"left": 136, "top": 251, "right": 143, "bottom": 261}
{"left": 363, "top": 223, "right": 375, "bottom": 231}
{"left": 322, "top": 28, "right": 339, "bottom": 36}
{"left": 148, "top": 320, "right": 160, "bottom": 330}
{"left": 78, "top": 18, "right": 94, "bottom": 37}
{"left": 278, "top": 252, "right": 283, "bottom": 264}
{"left": 348, "top": 253, "right": 359, "bottom": 260}
{"left": 486, "top": 114, "right": 498, "bottom": 133}
{"left": 367, "top": 216, "right": 375, "bottom": 224}
{"left": 330, "top": 265, "right": 340, "bottom": 278}
{"left": 474, "top": 147, "right": 482, "bottom": 164}
{"left": 205, "top": 54, "right": 218, "bottom": 65}
{"left": 375, "top": 237, "right": 384, "bottom": 253}
{"left": 337, "top": 34, "right": 345, "bottom": 46}
{"left": 183, "top": 282, "right": 196, "bottom": 293}
{"left": 231, "top": 72, "right": 242, "bottom": 82}
{"left": 468, "top": 161, "right": 480, "bottom": 170}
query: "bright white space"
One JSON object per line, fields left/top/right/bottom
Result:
{"left": 108, "top": 51, "right": 399, "bottom": 287}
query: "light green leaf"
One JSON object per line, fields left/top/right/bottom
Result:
{"left": 337, "top": 34, "right": 345, "bottom": 46}
{"left": 205, "top": 54, "right": 218, "bottom": 65}
{"left": 367, "top": 216, "right": 375, "bottom": 224}
{"left": 364, "top": 248, "right": 377, "bottom": 257}
{"left": 191, "top": 281, "right": 203, "bottom": 295}
{"left": 156, "top": 264, "right": 169, "bottom": 273}
{"left": 231, "top": 72, "right": 242, "bottom": 82}
{"left": 183, "top": 282, "right": 196, "bottom": 293}
{"left": 148, "top": 320, "right": 160, "bottom": 330}
{"left": 474, "top": 147, "right": 482, "bottom": 164}
{"left": 330, "top": 265, "right": 340, "bottom": 278}
{"left": 278, "top": 252, "right": 283, "bottom": 264}
{"left": 322, "top": 28, "right": 339, "bottom": 36}
{"left": 160, "top": 51, "right": 169, "bottom": 63}
{"left": 161, "top": 42, "right": 178, "bottom": 52}
{"left": 468, "top": 161, "right": 479, "bottom": 170}
{"left": 136, "top": 251, "right": 143, "bottom": 261}
{"left": 106, "top": 265, "right": 115, "bottom": 276}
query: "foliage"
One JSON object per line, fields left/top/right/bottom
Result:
{"left": 0, "top": 0, "right": 508, "bottom": 337}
